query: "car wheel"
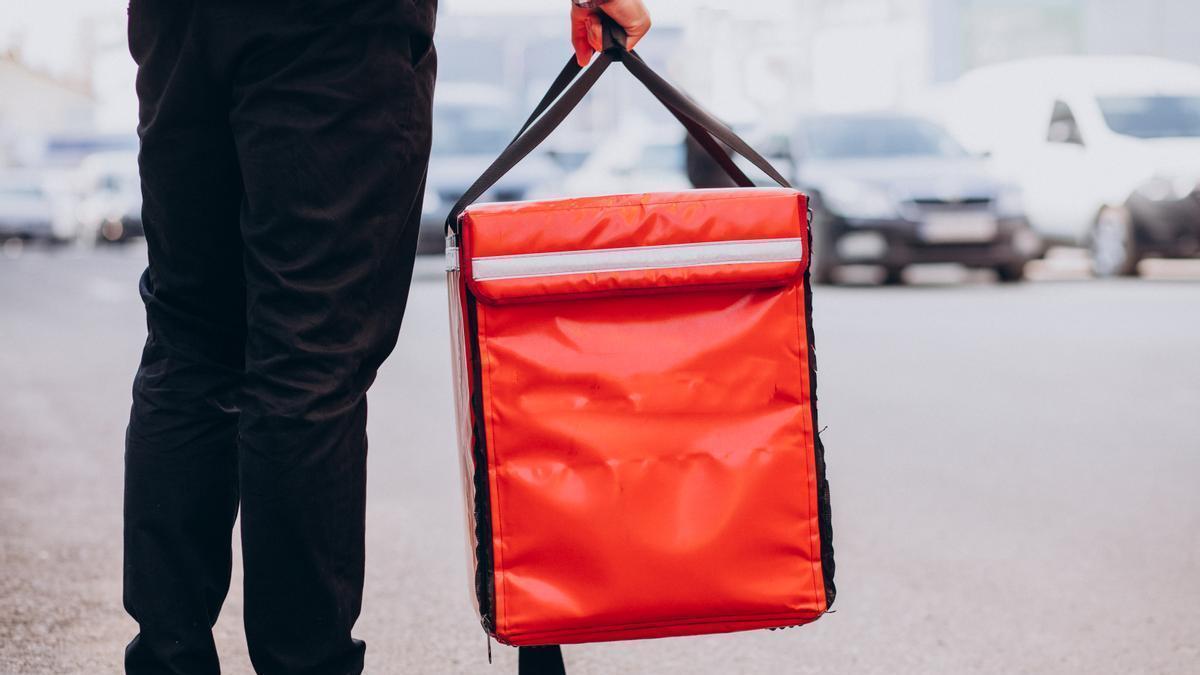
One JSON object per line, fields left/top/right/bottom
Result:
{"left": 811, "top": 260, "right": 836, "bottom": 285}
{"left": 1090, "top": 207, "right": 1140, "bottom": 278}
{"left": 809, "top": 208, "right": 838, "bottom": 285}
{"left": 995, "top": 261, "right": 1026, "bottom": 283}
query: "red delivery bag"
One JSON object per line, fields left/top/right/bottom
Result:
{"left": 444, "top": 29, "right": 834, "bottom": 670}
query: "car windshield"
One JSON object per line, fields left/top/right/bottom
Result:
{"left": 432, "top": 105, "right": 513, "bottom": 156}
{"left": 0, "top": 184, "right": 44, "bottom": 198}
{"left": 803, "top": 117, "right": 967, "bottom": 160}
{"left": 1097, "top": 95, "right": 1200, "bottom": 139}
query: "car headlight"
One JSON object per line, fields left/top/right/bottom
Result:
{"left": 819, "top": 180, "right": 899, "bottom": 221}
{"left": 994, "top": 186, "right": 1025, "bottom": 219}
{"left": 1135, "top": 174, "right": 1200, "bottom": 202}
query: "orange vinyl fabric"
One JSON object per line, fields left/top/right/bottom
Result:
{"left": 449, "top": 188, "right": 831, "bottom": 647}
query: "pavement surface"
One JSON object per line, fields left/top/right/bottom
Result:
{"left": 2, "top": 244, "right": 1198, "bottom": 674}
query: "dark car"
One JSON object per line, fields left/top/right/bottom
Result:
{"left": 793, "top": 113, "right": 1041, "bottom": 284}
{"left": 1103, "top": 165, "right": 1200, "bottom": 277}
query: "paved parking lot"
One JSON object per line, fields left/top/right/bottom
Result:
{"left": 2, "top": 244, "right": 1198, "bottom": 674}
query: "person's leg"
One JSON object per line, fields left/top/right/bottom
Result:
{"left": 214, "top": 3, "right": 435, "bottom": 672}
{"left": 123, "top": 2, "right": 247, "bottom": 673}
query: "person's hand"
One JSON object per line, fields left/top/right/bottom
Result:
{"left": 571, "top": 0, "right": 651, "bottom": 67}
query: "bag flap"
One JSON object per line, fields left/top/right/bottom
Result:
{"left": 460, "top": 188, "right": 808, "bottom": 304}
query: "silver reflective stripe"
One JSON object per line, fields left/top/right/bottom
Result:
{"left": 471, "top": 237, "right": 804, "bottom": 281}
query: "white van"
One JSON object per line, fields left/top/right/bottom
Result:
{"left": 941, "top": 56, "right": 1200, "bottom": 276}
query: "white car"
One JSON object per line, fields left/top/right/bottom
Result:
{"left": 0, "top": 171, "right": 78, "bottom": 241}
{"left": 941, "top": 56, "right": 1200, "bottom": 276}
{"left": 552, "top": 126, "right": 690, "bottom": 198}
{"left": 74, "top": 151, "right": 143, "bottom": 243}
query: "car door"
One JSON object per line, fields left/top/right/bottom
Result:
{"left": 1020, "top": 99, "right": 1106, "bottom": 242}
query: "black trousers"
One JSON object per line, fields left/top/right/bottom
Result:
{"left": 123, "top": 2, "right": 436, "bottom": 673}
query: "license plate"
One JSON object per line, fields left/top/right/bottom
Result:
{"left": 919, "top": 212, "right": 998, "bottom": 243}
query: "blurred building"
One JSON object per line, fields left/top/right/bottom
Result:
{"left": 673, "top": 0, "right": 1200, "bottom": 115}
{"left": 77, "top": 13, "right": 138, "bottom": 133}
{"left": 10, "top": 0, "right": 1193, "bottom": 153}
{"left": 0, "top": 50, "right": 95, "bottom": 165}
{"left": 931, "top": 0, "right": 1200, "bottom": 82}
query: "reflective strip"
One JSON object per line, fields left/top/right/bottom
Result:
{"left": 471, "top": 237, "right": 804, "bottom": 281}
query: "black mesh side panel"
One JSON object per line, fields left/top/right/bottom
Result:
{"left": 465, "top": 292, "right": 497, "bottom": 631}
{"left": 804, "top": 210, "right": 837, "bottom": 608}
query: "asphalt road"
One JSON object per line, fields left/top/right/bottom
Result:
{"left": 2, "top": 244, "right": 1198, "bottom": 674}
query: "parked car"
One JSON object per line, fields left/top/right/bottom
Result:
{"left": 790, "top": 113, "right": 1039, "bottom": 284}
{"left": 942, "top": 56, "right": 1200, "bottom": 276}
{"left": 74, "top": 151, "right": 143, "bottom": 243}
{"left": 553, "top": 125, "right": 691, "bottom": 197}
{"left": 733, "top": 127, "right": 796, "bottom": 188}
{"left": 0, "top": 171, "right": 77, "bottom": 241}
{"left": 419, "top": 85, "right": 557, "bottom": 252}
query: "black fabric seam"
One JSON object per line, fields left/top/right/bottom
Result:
{"left": 465, "top": 290, "right": 497, "bottom": 631}
{"left": 803, "top": 202, "right": 837, "bottom": 608}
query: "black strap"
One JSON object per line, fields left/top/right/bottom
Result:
{"left": 446, "top": 20, "right": 792, "bottom": 234}
{"left": 445, "top": 50, "right": 614, "bottom": 234}
{"left": 510, "top": 54, "right": 753, "bottom": 190}
{"left": 620, "top": 49, "right": 790, "bottom": 188}
{"left": 585, "top": 20, "right": 755, "bottom": 190}
{"left": 512, "top": 57, "right": 582, "bottom": 141}
{"left": 518, "top": 645, "right": 566, "bottom": 675}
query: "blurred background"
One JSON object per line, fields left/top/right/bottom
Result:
{"left": 1, "top": 0, "right": 1198, "bottom": 673}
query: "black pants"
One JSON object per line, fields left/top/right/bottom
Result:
{"left": 123, "top": 2, "right": 435, "bottom": 673}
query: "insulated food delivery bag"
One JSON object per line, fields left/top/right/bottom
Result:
{"left": 443, "top": 27, "right": 835, "bottom": 665}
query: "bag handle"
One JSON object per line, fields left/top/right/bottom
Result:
{"left": 446, "top": 18, "right": 792, "bottom": 234}
{"left": 508, "top": 31, "right": 753, "bottom": 190}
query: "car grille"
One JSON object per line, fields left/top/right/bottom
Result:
{"left": 905, "top": 198, "right": 993, "bottom": 221}
{"left": 911, "top": 196, "right": 991, "bottom": 205}
{"left": 911, "top": 197, "right": 992, "bottom": 208}
{"left": 439, "top": 188, "right": 525, "bottom": 204}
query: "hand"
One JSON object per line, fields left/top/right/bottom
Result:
{"left": 571, "top": 0, "right": 651, "bottom": 67}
